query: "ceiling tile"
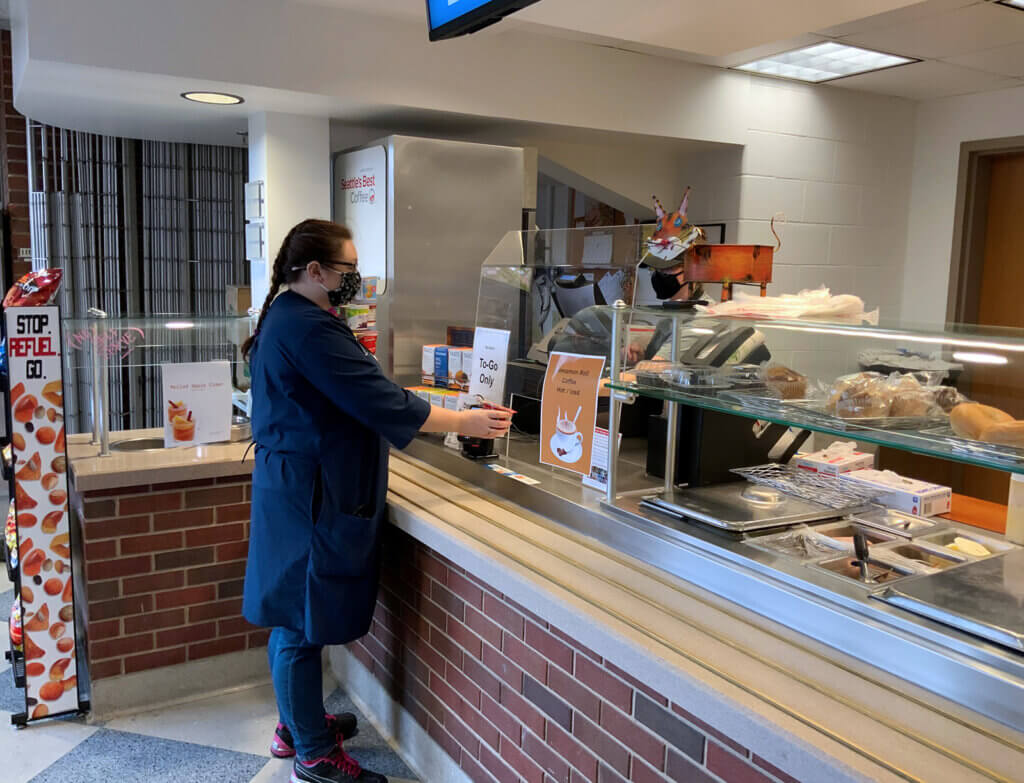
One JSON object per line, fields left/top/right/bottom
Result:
{"left": 944, "top": 40, "right": 1024, "bottom": 76}
{"left": 831, "top": 59, "right": 1022, "bottom": 99}
{"left": 816, "top": 0, "right": 977, "bottom": 38}
{"left": 840, "top": 2, "right": 1024, "bottom": 59}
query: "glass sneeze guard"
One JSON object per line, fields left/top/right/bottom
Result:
{"left": 62, "top": 314, "right": 254, "bottom": 439}
{"left": 599, "top": 303, "right": 1024, "bottom": 476}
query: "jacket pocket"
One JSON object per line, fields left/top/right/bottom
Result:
{"left": 308, "top": 509, "right": 381, "bottom": 578}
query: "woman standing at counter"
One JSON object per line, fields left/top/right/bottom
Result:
{"left": 241, "top": 219, "right": 512, "bottom": 783}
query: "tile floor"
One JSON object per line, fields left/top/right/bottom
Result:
{"left": 1, "top": 552, "right": 418, "bottom": 783}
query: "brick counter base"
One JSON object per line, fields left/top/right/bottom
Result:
{"left": 351, "top": 526, "right": 800, "bottom": 783}
{"left": 78, "top": 476, "right": 265, "bottom": 679}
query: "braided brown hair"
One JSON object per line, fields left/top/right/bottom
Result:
{"left": 241, "top": 218, "right": 353, "bottom": 361}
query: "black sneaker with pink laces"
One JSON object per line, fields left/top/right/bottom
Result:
{"left": 290, "top": 745, "right": 387, "bottom": 783}
{"left": 271, "top": 712, "right": 359, "bottom": 758}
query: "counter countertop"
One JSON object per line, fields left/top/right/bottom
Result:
{"left": 382, "top": 450, "right": 1024, "bottom": 783}
{"left": 68, "top": 430, "right": 252, "bottom": 492}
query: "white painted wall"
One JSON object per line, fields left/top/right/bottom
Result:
{"left": 247, "top": 112, "right": 331, "bottom": 307}
{"left": 686, "top": 78, "right": 915, "bottom": 318}
{"left": 901, "top": 84, "right": 1024, "bottom": 325}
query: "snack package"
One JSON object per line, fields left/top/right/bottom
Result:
{"left": 3, "top": 268, "right": 63, "bottom": 308}
{"left": 10, "top": 597, "right": 22, "bottom": 649}
{"left": 4, "top": 499, "right": 16, "bottom": 568}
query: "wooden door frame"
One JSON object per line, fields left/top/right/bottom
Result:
{"left": 947, "top": 136, "right": 1024, "bottom": 324}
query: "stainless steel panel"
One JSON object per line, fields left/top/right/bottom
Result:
{"left": 643, "top": 483, "right": 838, "bottom": 532}
{"left": 876, "top": 550, "right": 1024, "bottom": 653}
{"left": 334, "top": 136, "right": 524, "bottom": 379}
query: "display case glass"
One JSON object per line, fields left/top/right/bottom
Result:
{"left": 474, "top": 224, "right": 1024, "bottom": 476}
{"left": 601, "top": 305, "right": 1024, "bottom": 475}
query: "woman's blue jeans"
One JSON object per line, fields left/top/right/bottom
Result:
{"left": 268, "top": 627, "right": 336, "bottom": 761}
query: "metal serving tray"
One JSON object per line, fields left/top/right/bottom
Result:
{"left": 918, "top": 529, "right": 1014, "bottom": 558}
{"left": 641, "top": 482, "right": 838, "bottom": 533}
{"left": 851, "top": 507, "right": 946, "bottom": 538}
{"left": 875, "top": 549, "right": 1024, "bottom": 653}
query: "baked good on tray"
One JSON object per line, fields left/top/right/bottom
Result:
{"left": 763, "top": 365, "right": 807, "bottom": 399}
{"left": 950, "top": 402, "right": 1013, "bottom": 440}
{"left": 978, "top": 420, "right": 1024, "bottom": 447}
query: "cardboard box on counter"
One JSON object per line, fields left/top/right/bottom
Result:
{"left": 226, "top": 285, "right": 251, "bottom": 315}
{"left": 793, "top": 443, "right": 874, "bottom": 477}
{"left": 448, "top": 347, "right": 472, "bottom": 391}
{"left": 422, "top": 345, "right": 446, "bottom": 387}
{"left": 840, "top": 469, "right": 952, "bottom": 517}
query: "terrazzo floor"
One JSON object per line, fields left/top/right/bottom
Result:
{"left": 1, "top": 561, "right": 419, "bottom": 783}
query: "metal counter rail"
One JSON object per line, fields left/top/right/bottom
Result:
{"left": 401, "top": 437, "right": 1024, "bottom": 740}
{"left": 390, "top": 450, "right": 1024, "bottom": 782}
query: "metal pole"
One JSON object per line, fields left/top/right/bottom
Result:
{"left": 90, "top": 321, "right": 101, "bottom": 445}
{"left": 88, "top": 307, "right": 111, "bottom": 456}
{"left": 664, "top": 315, "right": 680, "bottom": 496}
{"left": 605, "top": 300, "right": 628, "bottom": 505}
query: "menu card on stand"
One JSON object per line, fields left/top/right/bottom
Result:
{"left": 539, "top": 352, "right": 605, "bottom": 476}
{"left": 161, "top": 362, "right": 232, "bottom": 447}
{"left": 468, "top": 327, "right": 511, "bottom": 404}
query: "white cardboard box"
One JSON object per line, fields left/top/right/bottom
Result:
{"left": 793, "top": 447, "right": 874, "bottom": 477}
{"left": 840, "top": 469, "right": 952, "bottom": 517}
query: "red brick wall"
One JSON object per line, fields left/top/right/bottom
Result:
{"left": 77, "top": 476, "right": 265, "bottom": 679}
{"left": 0, "top": 29, "right": 32, "bottom": 280}
{"left": 350, "top": 527, "right": 802, "bottom": 783}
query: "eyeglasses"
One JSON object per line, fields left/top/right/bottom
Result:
{"left": 292, "top": 261, "right": 357, "bottom": 275}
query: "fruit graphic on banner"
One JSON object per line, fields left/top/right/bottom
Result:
{"left": 5, "top": 304, "right": 81, "bottom": 723}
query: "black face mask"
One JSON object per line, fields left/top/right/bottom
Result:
{"left": 321, "top": 270, "right": 362, "bottom": 308}
{"left": 651, "top": 269, "right": 683, "bottom": 300}
{"left": 650, "top": 270, "right": 702, "bottom": 301}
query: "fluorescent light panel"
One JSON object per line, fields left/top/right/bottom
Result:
{"left": 996, "top": 0, "right": 1024, "bottom": 10}
{"left": 736, "top": 42, "right": 914, "bottom": 83}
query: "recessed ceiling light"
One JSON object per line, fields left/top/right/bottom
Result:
{"left": 735, "top": 42, "right": 916, "bottom": 83}
{"left": 181, "top": 91, "right": 244, "bottom": 105}
{"left": 996, "top": 0, "right": 1024, "bottom": 10}
{"left": 165, "top": 321, "right": 195, "bottom": 330}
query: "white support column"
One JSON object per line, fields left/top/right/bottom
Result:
{"left": 247, "top": 112, "right": 331, "bottom": 308}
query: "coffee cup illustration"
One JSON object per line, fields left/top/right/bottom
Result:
{"left": 551, "top": 407, "right": 584, "bottom": 463}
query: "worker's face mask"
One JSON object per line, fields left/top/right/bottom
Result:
{"left": 650, "top": 269, "right": 683, "bottom": 300}
{"left": 321, "top": 269, "right": 361, "bottom": 308}
{"left": 298, "top": 263, "right": 361, "bottom": 308}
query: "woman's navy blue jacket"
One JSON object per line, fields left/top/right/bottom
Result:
{"left": 242, "top": 290, "right": 430, "bottom": 644}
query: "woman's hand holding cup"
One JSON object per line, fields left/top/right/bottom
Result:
{"left": 459, "top": 407, "right": 513, "bottom": 438}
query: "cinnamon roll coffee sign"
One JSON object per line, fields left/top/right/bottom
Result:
{"left": 161, "top": 361, "right": 232, "bottom": 447}
{"left": 540, "top": 352, "right": 605, "bottom": 476}
{"left": 5, "top": 305, "right": 81, "bottom": 722}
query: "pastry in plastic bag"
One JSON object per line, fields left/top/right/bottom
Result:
{"left": 827, "top": 372, "right": 892, "bottom": 419}
{"left": 890, "top": 391, "right": 937, "bottom": 417}
{"left": 3, "top": 268, "right": 63, "bottom": 308}
{"left": 762, "top": 364, "right": 807, "bottom": 399}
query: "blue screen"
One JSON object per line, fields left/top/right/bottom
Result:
{"left": 427, "top": 0, "right": 493, "bottom": 30}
